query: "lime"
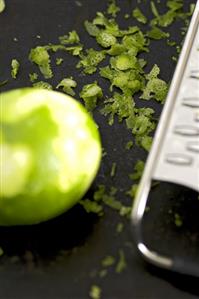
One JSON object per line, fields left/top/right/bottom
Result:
{"left": 0, "top": 88, "right": 102, "bottom": 225}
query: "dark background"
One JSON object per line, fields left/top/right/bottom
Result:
{"left": 0, "top": 0, "right": 199, "bottom": 298}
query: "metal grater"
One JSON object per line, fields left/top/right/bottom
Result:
{"left": 132, "top": 1, "right": 199, "bottom": 275}
{"left": 153, "top": 19, "right": 199, "bottom": 192}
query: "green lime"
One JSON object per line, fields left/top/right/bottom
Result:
{"left": 0, "top": 88, "right": 102, "bottom": 225}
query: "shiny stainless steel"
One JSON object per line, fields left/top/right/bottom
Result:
{"left": 131, "top": 1, "right": 199, "bottom": 273}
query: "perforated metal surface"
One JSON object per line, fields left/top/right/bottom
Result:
{"left": 153, "top": 22, "right": 199, "bottom": 192}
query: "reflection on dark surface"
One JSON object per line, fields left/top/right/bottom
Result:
{"left": 142, "top": 182, "right": 199, "bottom": 265}
{"left": 139, "top": 181, "right": 199, "bottom": 284}
{"left": 148, "top": 264, "right": 199, "bottom": 297}
{"left": 0, "top": 202, "right": 97, "bottom": 260}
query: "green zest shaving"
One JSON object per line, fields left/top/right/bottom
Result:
{"left": 132, "top": 8, "right": 147, "bottom": 24}
{"left": 79, "top": 199, "right": 103, "bottom": 216}
{"left": 141, "top": 64, "right": 168, "bottom": 102}
{"left": 147, "top": 27, "right": 170, "bottom": 40}
{"left": 56, "top": 77, "right": 77, "bottom": 96}
{"left": 129, "top": 160, "right": 145, "bottom": 180}
{"left": 115, "top": 249, "right": 127, "bottom": 273}
{"left": 80, "top": 184, "right": 132, "bottom": 218}
{"left": 127, "top": 183, "right": 139, "bottom": 199}
{"left": 84, "top": 21, "right": 100, "bottom": 37}
{"left": 107, "top": 0, "right": 120, "bottom": 17}
{"left": 56, "top": 58, "right": 63, "bottom": 65}
{"left": 127, "top": 160, "right": 145, "bottom": 199}
{"left": 96, "top": 31, "right": 117, "bottom": 48}
{"left": 80, "top": 82, "right": 103, "bottom": 111}
{"left": 175, "top": 213, "right": 183, "bottom": 227}
{"left": 29, "top": 73, "right": 38, "bottom": 83}
{"left": 89, "top": 285, "right": 101, "bottom": 299}
{"left": 110, "top": 162, "right": 117, "bottom": 177}
{"left": 29, "top": 46, "right": 52, "bottom": 79}
{"left": 101, "top": 255, "right": 115, "bottom": 267}
{"left": 11, "top": 59, "right": 20, "bottom": 79}
{"left": 59, "top": 30, "right": 80, "bottom": 45}
{"left": 66, "top": 45, "right": 83, "bottom": 56}
{"left": 125, "top": 141, "right": 133, "bottom": 150}
{"left": 77, "top": 48, "right": 105, "bottom": 74}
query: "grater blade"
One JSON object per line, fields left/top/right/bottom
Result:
{"left": 153, "top": 23, "right": 199, "bottom": 192}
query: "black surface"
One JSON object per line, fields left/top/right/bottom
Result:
{"left": 142, "top": 182, "right": 199, "bottom": 276}
{"left": 0, "top": 1, "right": 199, "bottom": 298}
